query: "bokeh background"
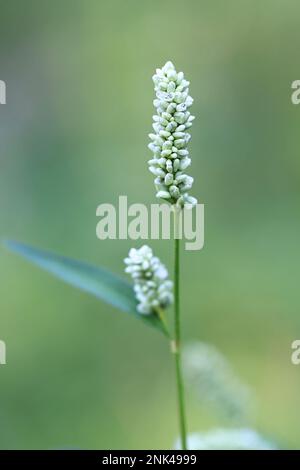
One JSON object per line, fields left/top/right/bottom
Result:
{"left": 1, "top": 0, "right": 300, "bottom": 450}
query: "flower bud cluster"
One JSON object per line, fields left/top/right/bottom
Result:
{"left": 148, "top": 61, "right": 197, "bottom": 208}
{"left": 124, "top": 245, "right": 173, "bottom": 315}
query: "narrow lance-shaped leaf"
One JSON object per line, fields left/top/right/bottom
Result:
{"left": 4, "top": 240, "right": 169, "bottom": 336}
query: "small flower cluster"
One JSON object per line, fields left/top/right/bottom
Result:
{"left": 148, "top": 61, "right": 197, "bottom": 208}
{"left": 124, "top": 245, "right": 173, "bottom": 315}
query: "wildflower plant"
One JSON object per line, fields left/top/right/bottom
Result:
{"left": 4, "top": 61, "right": 276, "bottom": 451}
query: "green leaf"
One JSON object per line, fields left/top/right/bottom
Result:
{"left": 4, "top": 240, "right": 169, "bottom": 336}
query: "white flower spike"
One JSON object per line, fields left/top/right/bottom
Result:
{"left": 149, "top": 61, "right": 197, "bottom": 208}
{"left": 124, "top": 245, "right": 173, "bottom": 315}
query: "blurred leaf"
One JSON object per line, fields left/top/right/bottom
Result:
{"left": 4, "top": 240, "right": 169, "bottom": 336}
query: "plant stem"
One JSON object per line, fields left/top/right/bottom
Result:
{"left": 173, "top": 209, "right": 187, "bottom": 450}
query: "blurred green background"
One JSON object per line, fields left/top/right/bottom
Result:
{"left": 1, "top": 0, "right": 300, "bottom": 450}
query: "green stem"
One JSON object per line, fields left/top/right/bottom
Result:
{"left": 173, "top": 209, "right": 187, "bottom": 450}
